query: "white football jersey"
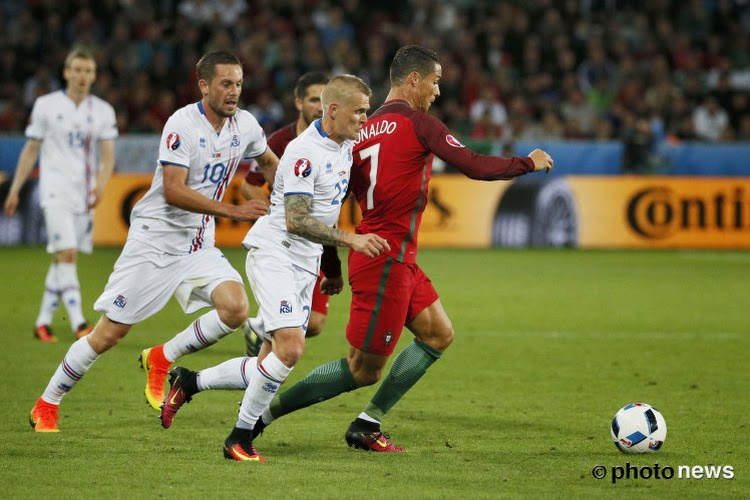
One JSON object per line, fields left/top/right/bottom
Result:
{"left": 25, "top": 91, "right": 118, "bottom": 213}
{"left": 244, "top": 119, "right": 353, "bottom": 273}
{"left": 130, "top": 101, "right": 267, "bottom": 255}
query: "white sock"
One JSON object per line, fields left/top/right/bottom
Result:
{"left": 197, "top": 357, "right": 255, "bottom": 391}
{"left": 36, "top": 263, "right": 60, "bottom": 327}
{"left": 41, "top": 337, "right": 99, "bottom": 405}
{"left": 260, "top": 407, "right": 275, "bottom": 425}
{"left": 236, "top": 352, "right": 293, "bottom": 430}
{"left": 162, "top": 310, "right": 234, "bottom": 362}
{"left": 57, "top": 262, "right": 85, "bottom": 330}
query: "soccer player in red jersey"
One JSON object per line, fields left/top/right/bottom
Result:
{"left": 240, "top": 72, "right": 343, "bottom": 356}
{"left": 165, "top": 46, "right": 553, "bottom": 452}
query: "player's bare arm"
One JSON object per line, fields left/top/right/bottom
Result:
{"left": 90, "top": 138, "right": 116, "bottom": 208}
{"left": 241, "top": 181, "right": 268, "bottom": 202}
{"left": 255, "top": 147, "right": 279, "bottom": 185}
{"left": 285, "top": 194, "right": 390, "bottom": 257}
{"left": 3, "top": 139, "right": 41, "bottom": 216}
{"left": 162, "top": 164, "right": 268, "bottom": 221}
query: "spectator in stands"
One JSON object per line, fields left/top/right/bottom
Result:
{"left": 693, "top": 95, "right": 730, "bottom": 142}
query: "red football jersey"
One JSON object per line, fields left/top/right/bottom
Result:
{"left": 244, "top": 122, "right": 297, "bottom": 186}
{"left": 351, "top": 99, "right": 534, "bottom": 264}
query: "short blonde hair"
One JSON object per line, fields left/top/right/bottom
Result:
{"left": 64, "top": 46, "right": 96, "bottom": 68}
{"left": 321, "top": 74, "right": 372, "bottom": 112}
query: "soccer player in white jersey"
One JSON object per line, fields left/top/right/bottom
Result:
{"left": 3, "top": 47, "right": 117, "bottom": 342}
{"left": 159, "top": 75, "right": 390, "bottom": 461}
{"left": 27, "top": 51, "right": 278, "bottom": 433}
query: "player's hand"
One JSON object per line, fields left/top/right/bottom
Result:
{"left": 320, "top": 275, "right": 344, "bottom": 295}
{"left": 88, "top": 186, "right": 103, "bottom": 209}
{"left": 3, "top": 191, "right": 19, "bottom": 216}
{"left": 350, "top": 233, "right": 390, "bottom": 258}
{"left": 528, "top": 148, "right": 554, "bottom": 173}
{"left": 232, "top": 199, "right": 270, "bottom": 221}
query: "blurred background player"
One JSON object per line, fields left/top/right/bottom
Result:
{"left": 240, "top": 71, "right": 344, "bottom": 356}
{"left": 3, "top": 47, "right": 117, "bottom": 342}
{"left": 28, "top": 50, "right": 276, "bottom": 432}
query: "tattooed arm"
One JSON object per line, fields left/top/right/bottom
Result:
{"left": 285, "top": 194, "right": 390, "bottom": 257}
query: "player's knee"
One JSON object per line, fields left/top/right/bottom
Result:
{"left": 216, "top": 298, "right": 248, "bottom": 330}
{"left": 274, "top": 334, "right": 305, "bottom": 366}
{"left": 305, "top": 314, "right": 326, "bottom": 337}
{"left": 353, "top": 369, "right": 381, "bottom": 387}
{"left": 420, "top": 322, "right": 455, "bottom": 352}
{"left": 55, "top": 249, "right": 76, "bottom": 263}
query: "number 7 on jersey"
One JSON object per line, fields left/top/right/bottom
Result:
{"left": 358, "top": 143, "right": 380, "bottom": 210}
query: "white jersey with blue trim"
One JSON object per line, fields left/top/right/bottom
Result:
{"left": 244, "top": 119, "right": 353, "bottom": 274}
{"left": 130, "top": 101, "right": 267, "bottom": 255}
{"left": 25, "top": 90, "right": 118, "bottom": 213}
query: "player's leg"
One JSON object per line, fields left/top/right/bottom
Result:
{"left": 256, "top": 253, "right": 407, "bottom": 439}
{"left": 306, "top": 273, "right": 329, "bottom": 337}
{"left": 34, "top": 256, "right": 61, "bottom": 342}
{"left": 31, "top": 315, "right": 132, "bottom": 432}
{"left": 160, "top": 355, "right": 257, "bottom": 429}
{"left": 142, "top": 248, "right": 246, "bottom": 410}
{"left": 224, "top": 248, "right": 315, "bottom": 461}
{"left": 347, "top": 266, "right": 448, "bottom": 451}
{"left": 56, "top": 211, "right": 95, "bottom": 338}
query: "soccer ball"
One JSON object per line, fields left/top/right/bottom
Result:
{"left": 610, "top": 403, "right": 667, "bottom": 453}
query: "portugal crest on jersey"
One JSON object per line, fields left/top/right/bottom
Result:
{"left": 294, "top": 158, "right": 313, "bottom": 178}
{"left": 445, "top": 134, "right": 465, "bottom": 148}
{"left": 166, "top": 132, "right": 181, "bottom": 150}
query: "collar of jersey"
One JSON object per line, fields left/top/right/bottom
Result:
{"left": 312, "top": 119, "right": 342, "bottom": 150}
{"left": 314, "top": 119, "right": 328, "bottom": 138}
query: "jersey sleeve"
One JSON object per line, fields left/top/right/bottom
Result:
{"left": 279, "top": 147, "right": 318, "bottom": 197}
{"left": 158, "top": 115, "right": 194, "bottom": 168}
{"left": 98, "top": 102, "right": 119, "bottom": 141}
{"left": 242, "top": 112, "right": 268, "bottom": 159}
{"left": 414, "top": 113, "right": 534, "bottom": 180}
{"left": 24, "top": 98, "right": 46, "bottom": 140}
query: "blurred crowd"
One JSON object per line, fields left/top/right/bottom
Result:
{"left": 1, "top": 0, "right": 749, "bottom": 169}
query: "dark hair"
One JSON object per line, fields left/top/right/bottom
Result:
{"left": 196, "top": 51, "right": 241, "bottom": 82}
{"left": 389, "top": 45, "right": 441, "bottom": 85}
{"left": 294, "top": 72, "right": 330, "bottom": 99}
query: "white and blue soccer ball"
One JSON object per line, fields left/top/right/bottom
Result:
{"left": 610, "top": 403, "right": 667, "bottom": 453}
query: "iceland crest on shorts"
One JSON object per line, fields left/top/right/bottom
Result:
{"left": 113, "top": 294, "right": 127, "bottom": 308}
{"left": 294, "top": 158, "right": 313, "bottom": 178}
{"left": 279, "top": 300, "right": 293, "bottom": 314}
{"left": 166, "top": 132, "right": 181, "bottom": 150}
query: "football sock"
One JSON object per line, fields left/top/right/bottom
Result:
{"left": 268, "top": 357, "right": 356, "bottom": 420}
{"left": 57, "top": 262, "right": 86, "bottom": 330}
{"left": 362, "top": 339, "right": 442, "bottom": 422}
{"left": 41, "top": 337, "right": 99, "bottom": 405}
{"left": 163, "top": 310, "right": 234, "bottom": 362}
{"left": 197, "top": 356, "right": 255, "bottom": 391}
{"left": 236, "top": 352, "right": 292, "bottom": 430}
{"left": 35, "top": 263, "right": 59, "bottom": 326}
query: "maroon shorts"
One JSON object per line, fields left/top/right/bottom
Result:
{"left": 310, "top": 272, "right": 330, "bottom": 315}
{"left": 346, "top": 251, "right": 439, "bottom": 356}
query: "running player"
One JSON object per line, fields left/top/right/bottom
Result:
{"left": 240, "top": 72, "right": 341, "bottom": 357}
{"left": 28, "top": 50, "right": 277, "bottom": 432}
{"left": 161, "top": 45, "right": 553, "bottom": 453}
{"left": 3, "top": 47, "right": 117, "bottom": 342}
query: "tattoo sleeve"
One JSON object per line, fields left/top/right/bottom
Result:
{"left": 285, "top": 194, "right": 350, "bottom": 246}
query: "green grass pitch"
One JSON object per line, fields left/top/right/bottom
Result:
{"left": 1, "top": 247, "right": 748, "bottom": 498}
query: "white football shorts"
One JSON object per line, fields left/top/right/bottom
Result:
{"left": 245, "top": 246, "right": 317, "bottom": 340}
{"left": 94, "top": 238, "right": 242, "bottom": 324}
{"left": 43, "top": 208, "right": 93, "bottom": 254}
